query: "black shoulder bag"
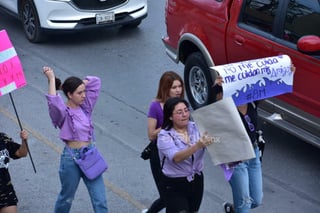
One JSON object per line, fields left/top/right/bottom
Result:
{"left": 140, "top": 141, "right": 155, "bottom": 160}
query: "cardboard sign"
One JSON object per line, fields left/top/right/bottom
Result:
{"left": 0, "top": 30, "right": 27, "bottom": 96}
{"left": 212, "top": 55, "right": 294, "bottom": 105}
{"left": 191, "top": 97, "right": 255, "bottom": 165}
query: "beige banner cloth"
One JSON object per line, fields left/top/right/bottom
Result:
{"left": 191, "top": 97, "right": 255, "bottom": 165}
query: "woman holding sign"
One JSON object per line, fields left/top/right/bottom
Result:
{"left": 0, "top": 130, "right": 28, "bottom": 213}
{"left": 213, "top": 75, "right": 263, "bottom": 213}
{"left": 214, "top": 64, "right": 295, "bottom": 213}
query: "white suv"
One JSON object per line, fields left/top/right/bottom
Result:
{"left": 0, "top": 0, "right": 147, "bottom": 42}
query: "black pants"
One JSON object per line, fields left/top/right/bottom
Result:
{"left": 147, "top": 142, "right": 166, "bottom": 213}
{"left": 0, "top": 172, "right": 18, "bottom": 208}
{"left": 160, "top": 172, "right": 204, "bottom": 213}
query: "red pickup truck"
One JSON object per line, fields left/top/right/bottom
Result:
{"left": 162, "top": 0, "right": 320, "bottom": 147}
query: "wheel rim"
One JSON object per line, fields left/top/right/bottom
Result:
{"left": 22, "top": 3, "right": 36, "bottom": 39}
{"left": 189, "top": 66, "right": 208, "bottom": 105}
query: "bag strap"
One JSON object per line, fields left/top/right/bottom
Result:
{"left": 81, "top": 107, "right": 96, "bottom": 142}
{"left": 66, "top": 145, "right": 95, "bottom": 160}
{"left": 161, "top": 156, "right": 166, "bottom": 170}
{"left": 160, "top": 133, "right": 172, "bottom": 169}
{"left": 161, "top": 133, "right": 194, "bottom": 169}
{"left": 66, "top": 146, "right": 76, "bottom": 160}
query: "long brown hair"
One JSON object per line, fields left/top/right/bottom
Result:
{"left": 155, "top": 71, "right": 184, "bottom": 103}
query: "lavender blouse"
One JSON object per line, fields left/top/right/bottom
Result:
{"left": 157, "top": 121, "right": 205, "bottom": 181}
{"left": 45, "top": 76, "right": 101, "bottom": 143}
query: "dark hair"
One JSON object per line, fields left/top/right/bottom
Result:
{"left": 156, "top": 71, "right": 184, "bottom": 103}
{"left": 162, "top": 97, "right": 189, "bottom": 130}
{"left": 55, "top": 76, "right": 83, "bottom": 98}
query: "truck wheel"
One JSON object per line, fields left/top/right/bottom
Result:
{"left": 184, "top": 52, "right": 215, "bottom": 109}
{"left": 20, "top": 0, "right": 44, "bottom": 42}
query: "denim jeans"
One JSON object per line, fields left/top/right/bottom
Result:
{"left": 229, "top": 147, "right": 263, "bottom": 213}
{"left": 54, "top": 146, "right": 108, "bottom": 213}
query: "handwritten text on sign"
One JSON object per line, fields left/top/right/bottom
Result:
{"left": 212, "top": 55, "right": 294, "bottom": 105}
{"left": 0, "top": 30, "right": 26, "bottom": 96}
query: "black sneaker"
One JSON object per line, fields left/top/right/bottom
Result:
{"left": 223, "top": 202, "right": 234, "bottom": 213}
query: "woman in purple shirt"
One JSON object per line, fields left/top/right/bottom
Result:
{"left": 43, "top": 66, "right": 108, "bottom": 213}
{"left": 142, "top": 71, "right": 184, "bottom": 213}
{"left": 158, "top": 97, "right": 213, "bottom": 213}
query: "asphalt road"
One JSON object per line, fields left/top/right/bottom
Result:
{"left": 0, "top": 1, "right": 319, "bottom": 213}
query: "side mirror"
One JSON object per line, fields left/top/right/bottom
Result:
{"left": 297, "top": 35, "right": 320, "bottom": 53}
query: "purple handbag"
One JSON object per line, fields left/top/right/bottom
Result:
{"left": 69, "top": 146, "right": 108, "bottom": 180}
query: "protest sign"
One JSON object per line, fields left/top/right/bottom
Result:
{"left": 0, "top": 29, "right": 27, "bottom": 96}
{"left": 191, "top": 97, "right": 255, "bottom": 165}
{"left": 0, "top": 30, "right": 35, "bottom": 173}
{"left": 212, "top": 55, "right": 294, "bottom": 105}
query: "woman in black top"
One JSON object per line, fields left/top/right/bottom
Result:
{"left": 0, "top": 130, "right": 28, "bottom": 213}
{"left": 213, "top": 76, "right": 263, "bottom": 213}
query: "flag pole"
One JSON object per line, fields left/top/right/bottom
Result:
{"left": 9, "top": 93, "right": 37, "bottom": 173}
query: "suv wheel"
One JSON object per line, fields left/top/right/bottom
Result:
{"left": 184, "top": 52, "right": 216, "bottom": 109}
{"left": 20, "top": 0, "right": 44, "bottom": 42}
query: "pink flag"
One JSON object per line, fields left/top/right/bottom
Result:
{"left": 0, "top": 29, "right": 27, "bottom": 96}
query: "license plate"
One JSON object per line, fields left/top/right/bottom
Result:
{"left": 96, "top": 12, "right": 115, "bottom": 24}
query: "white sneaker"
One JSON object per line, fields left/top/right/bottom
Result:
{"left": 141, "top": 209, "right": 148, "bottom": 213}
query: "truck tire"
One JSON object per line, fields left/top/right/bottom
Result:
{"left": 184, "top": 52, "right": 215, "bottom": 109}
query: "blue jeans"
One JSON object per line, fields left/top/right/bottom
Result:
{"left": 229, "top": 147, "right": 263, "bottom": 213}
{"left": 54, "top": 146, "right": 108, "bottom": 213}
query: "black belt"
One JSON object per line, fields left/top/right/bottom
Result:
{"left": 162, "top": 172, "right": 203, "bottom": 182}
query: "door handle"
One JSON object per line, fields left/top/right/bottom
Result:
{"left": 234, "top": 35, "right": 245, "bottom": 46}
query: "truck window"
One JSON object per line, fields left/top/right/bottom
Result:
{"left": 241, "top": 0, "right": 279, "bottom": 33}
{"left": 283, "top": 0, "right": 320, "bottom": 44}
